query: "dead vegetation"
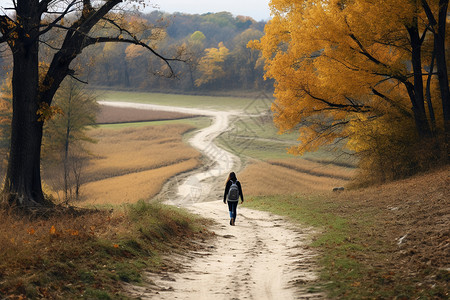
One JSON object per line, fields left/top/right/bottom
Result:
{"left": 0, "top": 201, "right": 211, "bottom": 299}
{"left": 245, "top": 165, "right": 449, "bottom": 298}
{"left": 324, "top": 166, "right": 450, "bottom": 297}
{"left": 239, "top": 158, "right": 355, "bottom": 196}
{"left": 79, "top": 124, "right": 201, "bottom": 205}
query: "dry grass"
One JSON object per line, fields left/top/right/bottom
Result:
{"left": 76, "top": 124, "right": 201, "bottom": 205}
{"left": 0, "top": 209, "right": 120, "bottom": 298}
{"left": 0, "top": 202, "right": 211, "bottom": 299}
{"left": 82, "top": 159, "right": 199, "bottom": 205}
{"left": 245, "top": 166, "right": 449, "bottom": 298}
{"left": 239, "top": 158, "right": 355, "bottom": 196}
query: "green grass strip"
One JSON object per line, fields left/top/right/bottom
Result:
{"left": 243, "top": 195, "right": 390, "bottom": 299}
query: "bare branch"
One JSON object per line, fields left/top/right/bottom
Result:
{"left": 83, "top": 36, "right": 184, "bottom": 76}
{"left": 39, "top": 38, "right": 62, "bottom": 51}
{"left": 68, "top": 72, "right": 89, "bottom": 84}
{"left": 38, "top": 0, "right": 79, "bottom": 37}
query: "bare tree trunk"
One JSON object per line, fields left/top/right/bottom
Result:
{"left": 422, "top": 0, "right": 450, "bottom": 134}
{"left": 406, "top": 23, "right": 432, "bottom": 138}
{"left": 63, "top": 86, "right": 73, "bottom": 205}
{"left": 64, "top": 125, "right": 70, "bottom": 204}
{"left": 435, "top": 0, "right": 450, "bottom": 133}
{"left": 72, "top": 153, "right": 85, "bottom": 201}
{"left": 2, "top": 8, "right": 49, "bottom": 206}
{"left": 425, "top": 49, "right": 437, "bottom": 133}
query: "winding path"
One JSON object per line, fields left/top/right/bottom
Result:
{"left": 99, "top": 101, "right": 323, "bottom": 299}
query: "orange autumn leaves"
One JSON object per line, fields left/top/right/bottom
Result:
{"left": 249, "top": 0, "right": 441, "bottom": 154}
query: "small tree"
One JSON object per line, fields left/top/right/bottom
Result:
{"left": 41, "top": 77, "right": 98, "bottom": 204}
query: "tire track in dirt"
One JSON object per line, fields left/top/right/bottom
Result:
{"left": 100, "top": 101, "right": 324, "bottom": 299}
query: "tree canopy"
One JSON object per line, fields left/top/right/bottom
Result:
{"left": 79, "top": 11, "right": 271, "bottom": 92}
{"left": 250, "top": 0, "right": 449, "bottom": 181}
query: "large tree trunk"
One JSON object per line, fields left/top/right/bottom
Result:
{"left": 2, "top": 41, "right": 50, "bottom": 207}
{"left": 435, "top": 0, "right": 450, "bottom": 133}
{"left": 422, "top": 0, "right": 450, "bottom": 134}
{"left": 407, "top": 23, "right": 432, "bottom": 138}
{"left": 1, "top": 0, "right": 50, "bottom": 207}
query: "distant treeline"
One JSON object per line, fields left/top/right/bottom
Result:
{"left": 89, "top": 11, "right": 273, "bottom": 94}
{"left": 0, "top": 11, "right": 273, "bottom": 94}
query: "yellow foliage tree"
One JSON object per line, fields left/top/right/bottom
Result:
{"left": 195, "top": 42, "right": 230, "bottom": 86}
{"left": 250, "top": 0, "right": 449, "bottom": 162}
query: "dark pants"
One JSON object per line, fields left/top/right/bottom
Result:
{"left": 228, "top": 201, "right": 238, "bottom": 219}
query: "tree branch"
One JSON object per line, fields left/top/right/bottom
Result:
{"left": 421, "top": 0, "right": 437, "bottom": 27}
{"left": 83, "top": 36, "right": 183, "bottom": 76}
{"left": 38, "top": 0, "right": 79, "bottom": 37}
{"left": 68, "top": 72, "right": 89, "bottom": 84}
{"left": 303, "top": 88, "right": 371, "bottom": 113}
{"left": 0, "top": 15, "right": 18, "bottom": 45}
{"left": 349, "top": 33, "right": 390, "bottom": 69}
{"left": 371, "top": 87, "right": 413, "bottom": 118}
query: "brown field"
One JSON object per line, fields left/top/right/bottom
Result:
{"left": 78, "top": 123, "right": 355, "bottom": 204}
{"left": 79, "top": 124, "right": 201, "bottom": 205}
{"left": 96, "top": 105, "right": 196, "bottom": 124}
{"left": 238, "top": 158, "right": 355, "bottom": 196}
{"left": 73, "top": 105, "right": 355, "bottom": 205}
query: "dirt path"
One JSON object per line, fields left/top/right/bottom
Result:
{"left": 131, "top": 202, "right": 322, "bottom": 299}
{"left": 100, "top": 101, "right": 323, "bottom": 299}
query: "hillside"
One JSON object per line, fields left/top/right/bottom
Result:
{"left": 245, "top": 166, "right": 449, "bottom": 298}
{"left": 330, "top": 166, "right": 449, "bottom": 291}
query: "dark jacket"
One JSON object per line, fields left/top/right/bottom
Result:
{"left": 224, "top": 180, "right": 244, "bottom": 202}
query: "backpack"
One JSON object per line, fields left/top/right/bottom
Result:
{"left": 228, "top": 180, "right": 239, "bottom": 201}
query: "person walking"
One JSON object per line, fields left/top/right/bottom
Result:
{"left": 223, "top": 172, "right": 244, "bottom": 226}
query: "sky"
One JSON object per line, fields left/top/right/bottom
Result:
{"left": 151, "top": 0, "right": 271, "bottom": 21}
{"left": 0, "top": 0, "right": 272, "bottom": 21}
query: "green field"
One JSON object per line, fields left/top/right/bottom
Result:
{"left": 97, "top": 116, "right": 211, "bottom": 130}
{"left": 95, "top": 90, "right": 355, "bottom": 163}
{"left": 95, "top": 90, "right": 273, "bottom": 114}
{"left": 217, "top": 115, "right": 356, "bottom": 165}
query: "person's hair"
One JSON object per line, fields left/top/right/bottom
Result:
{"left": 226, "top": 172, "right": 237, "bottom": 185}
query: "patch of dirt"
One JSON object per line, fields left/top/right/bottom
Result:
{"left": 96, "top": 105, "right": 196, "bottom": 124}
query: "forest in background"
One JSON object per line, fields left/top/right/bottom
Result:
{"left": 0, "top": 11, "right": 273, "bottom": 94}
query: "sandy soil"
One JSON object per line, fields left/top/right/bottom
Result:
{"left": 100, "top": 101, "right": 323, "bottom": 299}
